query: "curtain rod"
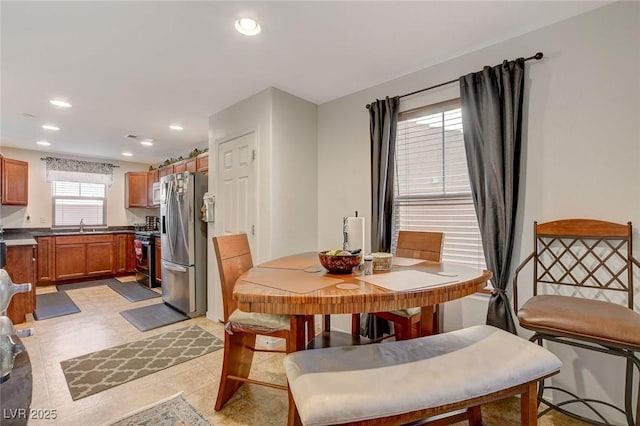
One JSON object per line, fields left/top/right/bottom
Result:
{"left": 365, "top": 52, "right": 543, "bottom": 109}
{"left": 40, "top": 156, "right": 120, "bottom": 168}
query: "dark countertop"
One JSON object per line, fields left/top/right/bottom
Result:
{"left": 2, "top": 227, "right": 136, "bottom": 241}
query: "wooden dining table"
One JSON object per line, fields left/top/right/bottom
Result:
{"left": 233, "top": 252, "right": 492, "bottom": 352}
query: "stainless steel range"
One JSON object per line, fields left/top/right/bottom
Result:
{"left": 134, "top": 231, "right": 159, "bottom": 288}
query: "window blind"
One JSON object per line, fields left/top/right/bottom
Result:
{"left": 392, "top": 101, "right": 486, "bottom": 269}
{"left": 52, "top": 181, "right": 106, "bottom": 227}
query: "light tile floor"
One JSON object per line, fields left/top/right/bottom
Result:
{"left": 17, "top": 279, "right": 589, "bottom": 426}
{"left": 22, "top": 279, "right": 289, "bottom": 426}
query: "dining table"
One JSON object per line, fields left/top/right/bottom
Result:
{"left": 233, "top": 252, "right": 492, "bottom": 352}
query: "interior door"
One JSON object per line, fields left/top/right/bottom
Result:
{"left": 216, "top": 132, "right": 257, "bottom": 258}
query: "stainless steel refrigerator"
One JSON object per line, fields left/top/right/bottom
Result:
{"left": 160, "top": 171, "right": 207, "bottom": 317}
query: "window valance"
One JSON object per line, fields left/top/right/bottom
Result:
{"left": 42, "top": 156, "right": 118, "bottom": 185}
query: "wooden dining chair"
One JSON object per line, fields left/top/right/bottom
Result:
{"left": 212, "top": 233, "right": 314, "bottom": 410}
{"left": 353, "top": 230, "right": 444, "bottom": 340}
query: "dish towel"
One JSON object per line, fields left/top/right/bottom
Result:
{"left": 134, "top": 240, "right": 143, "bottom": 261}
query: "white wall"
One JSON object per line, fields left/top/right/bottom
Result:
{"left": 207, "top": 87, "right": 318, "bottom": 322}
{"left": 317, "top": 2, "right": 639, "bottom": 421}
{"left": 0, "top": 147, "right": 154, "bottom": 229}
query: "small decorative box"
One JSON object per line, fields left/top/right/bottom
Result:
{"left": 371, "top": 252, "right": 392, "bottom": 271}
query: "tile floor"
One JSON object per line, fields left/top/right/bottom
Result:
{"left": 21, "top": 278, "right": 289, "bottom": 426}
{"left": 17, "top": 278, "right": 588, "bottom": 426}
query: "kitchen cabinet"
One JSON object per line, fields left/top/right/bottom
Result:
{"left": 55, "top": 234, "right": 114, "bottom": 280}
{"left": 196, "top": 152, "right": 209, "bottom": 173}
{"left": 158, "top": 165, "right": 173, "bottom": 179}
{"left": 5, "top": 244, "right": 36, "bottom": 324}
{"left": 185, "top": 158, "right": 197, "bottom": 173}
{"left": 36, "top": 236, "right": 55, "bottom": 284}
{"left": 154, "top": 237, "right": 162, "bottom": 284}
{"left": 125, "top": 171, "right": 149, "bottom": 208}
{"left": 115, "top": 233, "right": 134, "bottom": 274}
{"left": 1, "top": 157, "right": 28, "bottom": 205}
{"left": 173, "top": 160, "right": 186, "bottom": 173}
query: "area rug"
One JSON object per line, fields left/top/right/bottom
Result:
{"left": 60, "top": 325, "right": 223, "bottom": 400}
{"left": 34, "top": 291, "right": 81, "bottom": 320}
{"left": 107, "top": 392, "right": 212, "bottom": 426}
{"left": 56, "top": 278, "right": 115, "bottom": 291}
{"left": 120, "top": 302, "right": 189, "bottom": 332}
{"left": 108, "top": 281, "right": 160, "bottom": 302}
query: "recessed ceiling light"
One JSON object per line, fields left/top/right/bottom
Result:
{"left": 140, "top": 139, "right": 154, "bottom": 146}
{"left": 122, "top": 152, "right": 133, "bottom": 157}
{"left": 235, "top": 17, "right": 261, "bottom": 36}
{"left": 49, "top": 99, "right": 72, "bottom": 108}
{"left": 169, "top": 124, "right": 183, "bottom": 131}
{"left": 42, "top": 124, "right": 60, "bottom": 131}
{"left": 36, "top": 140, "right": 51, "bottom": 146}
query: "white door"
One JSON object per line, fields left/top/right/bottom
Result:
{"left": 216, "top": 132, "right": 257, "bottom": 258}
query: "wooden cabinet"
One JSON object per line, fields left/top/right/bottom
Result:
{"left": 125, "top": 171, "right": 149, "bottom": 208}
{"left": 158, "top": 165, "right": 173, "bottom": 179}
{"left": 54, "top": 234, "right": 115, "bottom": 280}
{"left": 154, "top": 237, "right": 162, "bottom": 284}
{"left": 196, "top": 152, "right": 208, "bottom": 173}
{"left": 36, "top": 236, "right": 55, "bottom": 284}
{"left": 115, "top": 233, "right": 134, "bottom": 274}
{"left": 173, "top": 161, "right": 186, "bottom": 173}
{"left": 5, "top": 244, "right": 36, "bottom": 324}
{"left": 1, "top": 157, "right": 28, "bottom": 205}
{"left": 185, "top": 158, "right": 197, "bottom": 173}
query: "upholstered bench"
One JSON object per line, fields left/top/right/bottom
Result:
{"left": 283, "top": 325, "right": 562, "bottom": 426}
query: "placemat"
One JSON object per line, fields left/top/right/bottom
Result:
{"left": 392, "top": 257, "right": 426, "bottom": 267}
{"left": 356, "top": 270, "right": 457, "bottom": 292}
{"left": 242, "top": 269, "right": 343, "bottom": 293}
{"left": 258, "top": 252, "right": 318, "bottom": 270}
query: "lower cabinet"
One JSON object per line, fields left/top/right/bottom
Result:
{"left": 36, "top": 236, "right": 55, "bottom": 284}
{"left": 54, "top": 234, "right": 115, "bottom": 281}
{"left": 114, "top": 233, "right": 134, "bottom": 274}
{"left": 155, "top": 237, "right": 162, "bottom": 284}
{"left": 5, "top": 245, "right": 36, "bottom": 324}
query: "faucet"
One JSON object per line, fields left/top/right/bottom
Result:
{"left": 79, "top": 218, "right": 85, "bottom": 233}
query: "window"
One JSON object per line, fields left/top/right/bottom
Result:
{"left": 392, "top": 99, "right": 486, "bottom": 269}
{"left": 52, "top": 181, "right": 107, "bottom": 227}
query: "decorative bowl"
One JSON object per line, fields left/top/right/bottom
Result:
{"left": 318, "top": 251, "right": 362, "bottom": 274}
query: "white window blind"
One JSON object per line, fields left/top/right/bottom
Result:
{"left": 52, "top": 181, "right": 107, "bottom": 227}
{"left": 392, "top": 99, "right": 486, "bottom": 269}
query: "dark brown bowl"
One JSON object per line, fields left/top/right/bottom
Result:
{"left": 318, "top": 251, "right": 362, "bottom": 274}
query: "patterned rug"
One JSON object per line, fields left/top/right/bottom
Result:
{"left": 61, "top": 325, "right": 223, "bottom": 400}
{"left": 108, "top": 393, "right": 212, "bottom": 426}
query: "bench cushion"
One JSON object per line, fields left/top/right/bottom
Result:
{"left": 284, "top": 324, "right": 561, "bottom": 426}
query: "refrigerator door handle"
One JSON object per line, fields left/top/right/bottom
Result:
{"left": 162, "top": 261, "right": 188, "bottom": 273}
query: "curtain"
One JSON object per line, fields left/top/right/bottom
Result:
{"left": 370, "top": 96, "right": 400, "bottom": 252}
{"left": 364, "top": 96, "right": 399, "bottom": 338}
{"left": 44, "top": 157, "right": 116, "bottom": 185}
{"left": 459, "top": 59, "right": 525, "bottom": 334}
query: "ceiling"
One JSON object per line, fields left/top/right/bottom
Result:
{"left": 1, "top": 1, "right": 609, "bottom": 166}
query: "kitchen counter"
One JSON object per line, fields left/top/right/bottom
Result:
{"left": 3, "top": 238, "right": 37, "bottom": 247}
{"left": 2, "top": 227, "right": 136, "bottom": 240}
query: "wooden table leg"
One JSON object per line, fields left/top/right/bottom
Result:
{"left": 419, "top": 305, "right": 435, "bottom": 336}
{"left": 289, "top": 315, "right": 307, "bottom": 352}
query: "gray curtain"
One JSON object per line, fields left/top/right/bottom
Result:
{"left": 459, "top": 59, "right": 525, "bottom": 334}
{"left": 370, "top": 96, "right": 400, "bottom": 253}
{"left": 363, "top": 96, "right": 399, "bottom": 339}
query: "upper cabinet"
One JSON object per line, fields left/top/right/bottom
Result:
{"left": 158, "top": 164, "right": 173, "bottom": 179}
{"left": 125, "top": 171, "right": 149, "bottom": 208}
{"left": 173, "top": 160, "right": 186, "bottom": 173}
{"left": 1, "top": 156, "right": 28, "bottom": 205}
{"left": 196, "top": 152, "right": 208, "bottom": 173}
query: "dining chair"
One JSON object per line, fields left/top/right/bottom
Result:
{"left": 212, "top": 233, "right": 315, "bottom": 410}
{"left": 513, "top": 219, "right": 640, "bottom": 426}
{"left": 353, "top": 230, "right": 444, "bottom": 341}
